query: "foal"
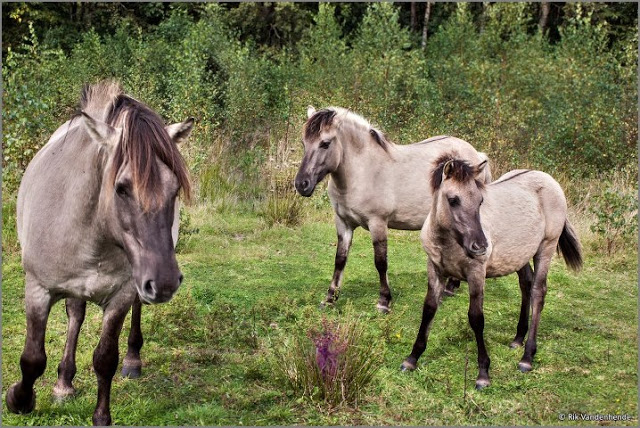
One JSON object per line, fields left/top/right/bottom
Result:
{"left": 402, "top": 158, "right": 582, "bottom": 389}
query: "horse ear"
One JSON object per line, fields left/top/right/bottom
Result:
{"left": 307, "top": 105, "right": 316, "bottom": 118}
{"left": 166, "top": 117, "right": 194, "bottom": 144}
{"left": 80, "top": 111, "right": 119, "bottom": 147}
{"left": 443, "top": 160, "right": 454, "bottom": 179}
{"left": 476, "top": 159, "right": 488, "bottom": 177}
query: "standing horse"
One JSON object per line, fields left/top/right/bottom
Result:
{"left": 7, "top": 81, "right": 193, "bottom": 425}
{"left": 294, "top": 106, "right": 491, "bottom": 313}
{"left": 54, "top": 200, "right": 181, "bottom": 399}
{"left": 401, "top": 158, "right": 583, "bottom": 389}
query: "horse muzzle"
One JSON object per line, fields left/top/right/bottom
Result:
{"left": 138, "top": 272, "right": 183, "bottom": 304}
{"left": 294, "top": 177, "right": 316, "bottom": 197}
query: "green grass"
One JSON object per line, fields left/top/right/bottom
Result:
{"left": 2, "top": 204, "right": 638, "bottom": 425}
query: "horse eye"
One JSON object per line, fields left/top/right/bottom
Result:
{"left": 319, "top": 140, "right": 331, "bottom": 149}
{"left": 116, "top": 183, "right": 130, "bottom": 197}
{"left": 448, "top": 196, "right": 460, "bottom": 207}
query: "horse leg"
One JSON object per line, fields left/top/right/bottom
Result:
{"left": 468, "top": 272, "right": 491, "bottom": 389}
{"left": 6, "top": 280, "right": 53, "bottom": 414}
{"left": 518, "top": 244, "right": 554, "bottom": 372}
{"left": 92, "top": 300, "right": 130, "bottom": 426}
{"left": 324, "top": 217, "right": 354, "bottom": 307}
{"left": 121, "top": 295, "right": 143, "bottom": 378}
{"left": 369, "top": 220, "right": 391, "bottom": 313}
{"left": 401, "top": 260, "right": 445, "bottom": 370}
{"left": 510, "top": 263, "right": 533, "bottom": 348}
{"left": 53, "top": 298, "right": 87, "bottom": 400}
{"left": 444, "top": 278, "right": 461, "bottom": 296}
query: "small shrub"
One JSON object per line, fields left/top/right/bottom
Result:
{"left": 2, "top": 197, "right": 20, "bottom": 255}
{"left": 589, "top": 185, "right": 638, "bottom": 255}
{"left": 262, "top": 173, "right": 303, "bottom": 228}
{"left": 274, "top": 311, "right": 382, "bottom": 407}
{"left": 175, "top": 205, "right": 199, "bottom": 254}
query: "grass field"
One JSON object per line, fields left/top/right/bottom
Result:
{"left": 1, "top": 203, "right": 638, "bottom": 426}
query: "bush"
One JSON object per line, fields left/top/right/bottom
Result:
{"left": 589, "top": 183, "right": 638, "bottom": 255}
{"left": 262, "top": 172, "right": 303, "bottom": 228}
{"left": 274, "top": 309, "right": 382, "bottom": 407}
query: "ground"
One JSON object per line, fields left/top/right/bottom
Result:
{"left": 1, "top": 204, "right": 638, "bottom": 425}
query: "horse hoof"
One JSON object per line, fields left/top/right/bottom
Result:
{"left": 475, "top": 379, "right": 490, "bottom": 390}
{"left": 400, "top": 361, "right": 416, "bottom": 372}
{"left": 376, "top": 303, "right": 391, "bottom": 314}
{"left": 92, "top": 411, "right": 112, "bottom": 426}
{"left": 52, "top": 382, "right": 76, "bottom": 401}
{"left": 319, "top": 300, "right": 335, "bottom": 311}
{"left": 122, "top": 365, "right": 142, "bottom": 379}
{"left": 517, "top": 361, "right": 532, "bottom": 373}
{"left": 509, "top": 341, "right": 523, "bottom": 349}
{"left": 6, "top": 383, "right": 36, "bottom": 414}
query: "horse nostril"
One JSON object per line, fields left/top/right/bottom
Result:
{"left": 178, "top": 274, "right": 184, "bottom": 285}
{"left": 143, "top": 280, "right": 156, "bottom": 297}
{"left": 302, "top": 180, "right": 310, "bottom": 190}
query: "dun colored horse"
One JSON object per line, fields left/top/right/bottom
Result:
{"left": 401, "top": 157, "right": 583, "bottom": 389}
{"left": 295, "top": 106, "right": 490, "bottom": 312}
{"left": 7, "top": 80, "right": 193, "bottom": 425}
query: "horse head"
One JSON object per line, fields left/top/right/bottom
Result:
{"left": 432, "top": 157, "right": 489, "bottom": 258}
{"left": 295, "top": 106, "right": 345, "bottom": 197}
{"left": 80, "top": 86, "right": 193, "bottom": 304}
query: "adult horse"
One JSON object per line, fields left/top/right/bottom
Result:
{"left": 54, "top": 200, "right": 181, "bottom": 399}
{"left": 294, "top": 106, "right": 491, "bottom": 313}
{"left": 401, "top": 157, "right": 582, "bottom": 389}
{"left": 6, "top": 80, "right": 193, "bottom": 425}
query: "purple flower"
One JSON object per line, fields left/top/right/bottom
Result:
{"left": 309, "top": 318, "right": 348, "bottom": 380}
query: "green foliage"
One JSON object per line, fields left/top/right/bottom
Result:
{"left": 273, "top": 307, "right": 382, "bottom": 407}
{"left": 1, "top": 2, "right": 637, "bottom": 224}
{"left": 261, "top": 173, "right": 303, "bottom": 228}
{"left": 589, "top": 184, "right": 638, "bottom": 255}
{"left": 175, "top": 205, "right": 199, "bottom": 254}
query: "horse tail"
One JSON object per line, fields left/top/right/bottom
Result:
{"left": 478, "top": 152, "right": 492, "bottom": 184}
{"left": 558, "top": 220, "right": 583, "bottom": 272}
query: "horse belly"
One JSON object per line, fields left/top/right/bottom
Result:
{"left": 485, "top": 241, "right": 540, "bottom": 278}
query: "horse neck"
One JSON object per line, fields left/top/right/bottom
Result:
{"left": 330, "top": 126, "right": 386, "bottom": 192}
{"left": 94, "top": 149, "right": 122, "bottom": 244}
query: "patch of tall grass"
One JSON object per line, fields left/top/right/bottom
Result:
{"left": 273, "top": 307, "right": 382, "bottom": 407}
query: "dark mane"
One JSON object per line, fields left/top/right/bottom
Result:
{"left": 431, "top": 155, "right": 485, "bottom": 192}
{"left": 80, "top": 81, "right": 191, "bottom": 211}
{"left": 369, "top": 128, "right": 390, "bottom": 152}
{"left": 304, "top": 108, "right": 337, "bottom": 141}
{"left": 305, "top": 107, "right": 390, "bottom": 153}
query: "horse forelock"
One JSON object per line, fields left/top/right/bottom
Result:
{"left": 103, "top": 93, "right": 191, "bottom": 212}
{"left": 431, "top": 156, "right": 485, "bottom": 193}
{"left": 304, "top": 108, "right": 338, "bottom": 141}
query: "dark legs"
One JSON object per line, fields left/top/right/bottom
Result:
{"left": 518, "top": 245, "right": 553, "bottom": 372}
{"left": 510, "top": 263, "right": 533, "bottom": 348}
{"left": 444, "top": 278, "right": 461, "bottom": 296}
{"left": 369, "top": 220, "right": 392, "bottom": 313}
{"left": 467, "top": 273, "right": 490, "bottom": 389}
{"left": 121, "top": 295, "right": 143, "bottom": 378}
{"left": 402, "top": 260, "right": 445, "bottom": 370}
{"left": 92, "top": 303, "right": 130, "bottom": 426}
{"left": 6, "top": 282, "right": 53, "bottom": 414}
{"left": 53, "top": 298, "right": 87, "bottom": 399}
{"left": 324, "top": 217, "right": 353, "bottom": 306}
